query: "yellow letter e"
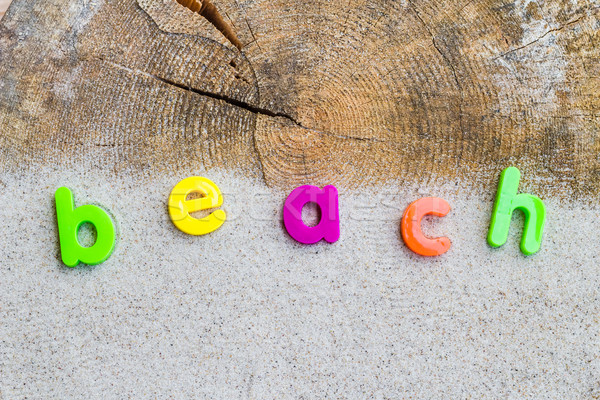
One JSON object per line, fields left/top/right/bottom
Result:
{"left": 168, "top": 177, "right": 226, "bottom": 236}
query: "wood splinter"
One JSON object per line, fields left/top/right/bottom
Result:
{"left": 175, "top": 0, "right": 243, "bottom": 50}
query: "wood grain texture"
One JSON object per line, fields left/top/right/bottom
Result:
{"left": 0, "top": 0, "right": 599, "bottom": 198}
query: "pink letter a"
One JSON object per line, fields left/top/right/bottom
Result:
{"left": 283, "top": 185, "right": 340, "bottom": 244}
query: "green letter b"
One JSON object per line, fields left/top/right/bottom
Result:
{"left": 55, "top": 187, "right": 116, "bottom": 267}
{"left": 487, "top": 167, "right": 546, "bottom": 255}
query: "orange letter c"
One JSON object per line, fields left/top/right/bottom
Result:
{"left": 401, "top": 197, "right": 451, "bottom": 257}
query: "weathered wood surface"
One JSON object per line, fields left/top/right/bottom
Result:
{"left": 0, "top": 0, "right": 598, "bottom": 197}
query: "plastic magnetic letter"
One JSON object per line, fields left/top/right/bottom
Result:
{"left": 487, "top": 167, "right": 546, "bottom": 255}
{"left": 401, "top": 197, "right": 451, "bottom": 256}
{"left": 283, "top": 185, "right": 340, "bottom": 244}
{"left": 55, "top": 187, "right": 116, "bottom": 267}
{"left": 168, "top": 176, "right": 226, "bottom": 236}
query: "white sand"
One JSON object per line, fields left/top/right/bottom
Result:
{"left": 1, "top": 165, "right": 599, "bottom": 398}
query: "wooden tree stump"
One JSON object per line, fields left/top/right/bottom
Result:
{"left": 0, "top": 0, "right": 598, "bottom": 197}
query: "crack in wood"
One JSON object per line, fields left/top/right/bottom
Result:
{"left": 98, "top": 57, "right": 389, "bottom": 145}
{"left": 175, "top": 0, "right": 242, "bottom": 49}
{"left": 491, "top": 15, "right": 588, "bottom": 60}
{"left": 153, "top": 77, "right": 388, "bottom": 143}
{"left": 407, "top": 0, "right": 466, "bottom": 137}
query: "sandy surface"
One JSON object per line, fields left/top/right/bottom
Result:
{"left": 0, "top": 165, "right": 599, "bottom": 398}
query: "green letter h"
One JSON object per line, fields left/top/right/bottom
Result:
{"left": 487, "top": 167, "right": 546, "bottom": 255}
